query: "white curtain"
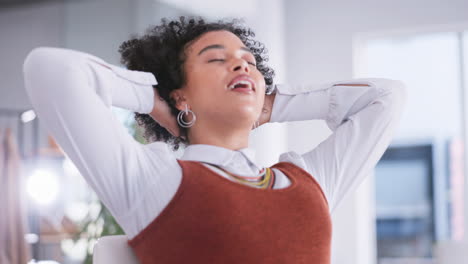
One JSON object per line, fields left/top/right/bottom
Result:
{"left": 0, "top": 127, "right": 31, "bottom": 264}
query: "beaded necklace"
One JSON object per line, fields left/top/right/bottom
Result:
{"left": 202, "top": 162, "right": 276, "bottom": 189}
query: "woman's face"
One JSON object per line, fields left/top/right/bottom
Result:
{"left": 174, "top": 30, "right": 266, "bottom": 127}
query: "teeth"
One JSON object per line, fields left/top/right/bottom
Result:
{"left": 229, "top": 80, "right": 253, "bottom": 90}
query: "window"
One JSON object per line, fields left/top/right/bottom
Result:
{"left": 358, "top": 30, "right": 468, "bottom": 263}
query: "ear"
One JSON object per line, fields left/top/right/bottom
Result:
{"left": 170, "top": 89, "right": 188, "bottom": 111}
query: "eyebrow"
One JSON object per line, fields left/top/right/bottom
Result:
{"left": 197, "top": 44, "right": 252, "bottom": 56}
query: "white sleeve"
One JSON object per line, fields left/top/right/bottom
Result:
{"left": 272, "top": 78, "right": 407, "bottom": 214}
{"left": 22, "top": 47, "right": 178, "bottom": 221}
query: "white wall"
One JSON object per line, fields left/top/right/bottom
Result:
{"left": 284, "top": 1, "right": 468, "bottom": 263}
{"left": 0, "top": 3, "right": 64, "bottom": 156}
{"left": 0, "top": 3, "right": 63, "bottom": 110}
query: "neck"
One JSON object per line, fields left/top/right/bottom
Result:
{"left": 187, "top": 119, "right": 252, "bottom": 150}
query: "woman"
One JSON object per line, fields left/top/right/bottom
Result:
{"left": 23, "top": 16, "right": 406, "bottom": 263}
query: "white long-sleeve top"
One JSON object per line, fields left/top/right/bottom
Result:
{"left": 22, "top": 47, "right": 407, "bottom": 239}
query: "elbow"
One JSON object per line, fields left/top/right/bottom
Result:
{"left": 23, "top": 47, "right": 58, "bottom": 77}
{"left": 369, "top": 78, "right": 407, "bottom": 106}
{"left": 23, "top": 47, "right": 52, "bottom": 99}
{"left": 23, "top": 47, "right": 42, "bottom": 81}
{"left": 23, "top": 47, "right": 84, "bottom": 96}
{"left": 23, "top": 46, "right": 81, "bottom": 77}
{"left": 378, "top": 79, "right": 408, "bottom": 121}
{"left": 388, "top": 79, "right": 408, "bottom": 111}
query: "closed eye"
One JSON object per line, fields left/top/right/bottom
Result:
{"left": 208, "top": 59, "right": 257, "bottom": 66}
{"left": 208, "top": 59, "right": 225, "bottom": 63}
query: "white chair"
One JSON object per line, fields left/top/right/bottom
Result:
{"left": 433, "top": 240, "right": 468, "bottom": 264}
{"left": 93, "top": 235, "right": 140, "bottom": 264}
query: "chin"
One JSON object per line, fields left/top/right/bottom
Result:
{"left": 230, "top": 109, "right": 258, "bottom": 123}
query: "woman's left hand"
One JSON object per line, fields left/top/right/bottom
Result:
{"left": 253, "top": 92, "right": 276, "bottom": 129}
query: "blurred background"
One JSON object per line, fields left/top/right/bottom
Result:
{"left": 1, "top": 0, "right": 468, "bottom": 263}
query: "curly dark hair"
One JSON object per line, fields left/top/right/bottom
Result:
{"left": 118, "top": 16, "right": 275, "bottom": 151}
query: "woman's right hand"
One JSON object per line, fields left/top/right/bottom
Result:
{"left": 149, "top": 88, "right": 182, "bottom": 138}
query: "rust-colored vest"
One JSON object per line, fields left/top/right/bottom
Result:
{"left": 127, "top": 159, "right": 332, "bottom": 264}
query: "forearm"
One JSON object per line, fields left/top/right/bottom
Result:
{"left": 25, "top": 47, "right": 157, "bottom": 114}
{"left": 269, "top": 83, "right": 329, "bottom": 123}
{"left": 269, "top": 78, "right": 404, "bottom": 131}
{"left": 85, "top": 50, "right": 157, "bottom": 113}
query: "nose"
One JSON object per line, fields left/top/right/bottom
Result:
{"left": 231, "top": 58, "right": 250, "bottom": 73}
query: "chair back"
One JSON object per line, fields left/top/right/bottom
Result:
{"left": 93, "top": 235, "right": 140, "bottom": 264}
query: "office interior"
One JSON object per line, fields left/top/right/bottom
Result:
{"left": 1, "top": 0, "right": 468, "bottom": 263}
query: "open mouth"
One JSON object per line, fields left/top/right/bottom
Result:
{"left": 228, "top": 80, "right": 255, "bottom": 92}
